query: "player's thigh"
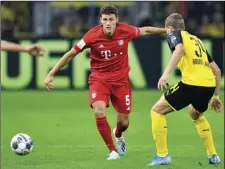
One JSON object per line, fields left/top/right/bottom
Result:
{"left": 191, "top": 86, "right": 215, "bottom": 113}
{"left": 163, "top": 81, "right": 191, "bottom": 112}
{"left": 111, "top": 82, "right": 132, "bottom": 114}
{"left": 89, "top": 81, "right": 110, "bottom": 109}
{"left": 151, "top": 95, "right": 174, "bottom": 115}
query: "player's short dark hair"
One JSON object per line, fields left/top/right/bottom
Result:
{"left": 165, "top": 13, "right": 185, "bottom": 30}
{"left": 100, "top": 5, "right": 118, "bottom": 18}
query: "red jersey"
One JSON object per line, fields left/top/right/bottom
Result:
{"left": 73, "top": 22, "right": 140, "bottom": 81}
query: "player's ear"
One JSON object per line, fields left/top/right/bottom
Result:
{"left": 100, "top": 17, "right": 103, "bottom": 24}
{"left": 116, "top": 17, "right": 119, "bottom": 23}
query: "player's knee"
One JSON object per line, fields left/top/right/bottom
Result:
{"left": 189, "top": 105, "right": 202, "bottom": 120}
{"left": 94, "top": 106, "right": 106, "bottom": 118}
{"left": 92, "top": 101, "right": 106, "bottom": 118}
{"left": 190, "top": 112, "right": 202, "bottom": 120}
{"left": 151, "top": 106, "right": 163, "bottom": 114}
{"left": 151, "top": 102, "right": 173, "bottom": 115}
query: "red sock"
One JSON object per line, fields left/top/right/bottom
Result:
{"left": 115, "top": 122, "right": 129, "bottom": 138}
{"left": 96, "top": 117, "right": 117, "bottom": 152}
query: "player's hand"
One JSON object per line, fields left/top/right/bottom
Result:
{"left": 210, "top": 97, "right": 223, "bottom": 112}
{"left": 44, "top": 74, "right": 54, "bottom": 91}
{"left": 158, "top": 73, "right": 170, "bottom": 91}
{"left": 26, "top": 44, "right": 46, "bottom": 56}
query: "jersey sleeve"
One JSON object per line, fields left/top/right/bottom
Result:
{"left": 126, "top": 24, "right": 140, "bottom": 39}
{"left": 166, "top": 30, "right": 183, "bottom": 51}
{"left": 206, "top": 50, "right": 214, "bottom": 63}
{"left": 73, "top": 32, "right": 91, "bottom": 52}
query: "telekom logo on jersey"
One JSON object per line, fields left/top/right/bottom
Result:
{"left": 100, "top": 40, "right": 124, "bottom": 60}
{"left": 101, "top": 50, "right": 112, "bottom": 60}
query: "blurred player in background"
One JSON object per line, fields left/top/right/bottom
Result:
{"left": 44, "top": 5, "right": 166, "bottom": 160}
{"left": 148, "top": 13, "right": 223, "bottom": 166}
{"left": 0, "top": 40, "right": 46, "bottom": 56}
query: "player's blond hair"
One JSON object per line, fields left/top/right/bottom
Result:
{"left": 165, "top": 13, "right": 185, "bottom": 30}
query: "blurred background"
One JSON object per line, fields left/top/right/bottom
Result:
{"left": 1, "top": 1, "right": 224, "bottom": 39}
{"left": 1, "top": 1, "right": 224, "bottom": 90}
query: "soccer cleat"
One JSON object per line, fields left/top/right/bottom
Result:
{"left": 208, "top": 154, "right": 221, "bottom": 164}
{"left": 113, "top": 128, "right": 126, "bottom": 156}
{"left": 148, "top": 155, "right": 172, "bottom": 166}
{"left": 106, "top": 150, "right": 120, "bottom": 160}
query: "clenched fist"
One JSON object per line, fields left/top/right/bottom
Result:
{"left": 26, "top": 44, "right": 46, "bottom": 56}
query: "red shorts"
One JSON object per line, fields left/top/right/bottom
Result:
{"left": 89, "top": 77, "right": 131, "bottom": 114}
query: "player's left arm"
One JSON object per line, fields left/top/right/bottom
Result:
{"left": 139, "top": 27, "right": 166, "bottom": 35}
{"left": 208, "top": 53, "right": 223, "bottom": 112}
{"left": 127, "top": 24, "right": 165, "bottom": 39}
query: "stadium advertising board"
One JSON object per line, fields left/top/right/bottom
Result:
{"left": 1, "top": 37, "right": 224, "bottom": 90}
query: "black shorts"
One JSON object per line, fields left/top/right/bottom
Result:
{"left": 164, "top": 81, "right": 215, "bottom": 113}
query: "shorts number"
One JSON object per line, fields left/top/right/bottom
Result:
{"left": 125, "top": 95, "right": 130, "bottom": 106}
{"left": 169, "top": 84, "right": 179, "bottom": 94}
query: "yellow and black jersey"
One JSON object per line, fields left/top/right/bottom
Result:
{"left": 166, "top": 30, "right": 215, "bottom": 87}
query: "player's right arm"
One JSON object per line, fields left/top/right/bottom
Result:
{"left": 49, "top": 48, "right": 78, "bottom": 75}
{"left": 209, "top": 53, "right": 223, "bottom": 112}
{"left": 44, "top": 48, "right": 79, "bottom": 91}
{"left": 44, "top": 31, "right": 92, "bottom": 91}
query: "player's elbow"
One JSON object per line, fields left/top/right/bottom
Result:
{"left": 211, "top": 63, "right": 221, "bottom": 77}
{"left": 215, "top": 67, "right": 221, "bottom": 76}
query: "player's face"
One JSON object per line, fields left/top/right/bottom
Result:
{"left": 100, "top": 14, "right": 118, "bottom": 37}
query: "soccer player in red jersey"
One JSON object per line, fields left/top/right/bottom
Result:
{"left": 0, "top": 40, "right": 46, "bottom": 56}
{"left": 44, "top": 5, "right": 166, "bottom": 160}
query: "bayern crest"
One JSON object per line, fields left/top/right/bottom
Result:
{"left": 118, "top": 40, "right": 124, "bottom": 46}
{"left": 92, "top": 91, "right": 97, "bottom": 99}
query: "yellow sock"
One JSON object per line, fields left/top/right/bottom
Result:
{"left": 151, "top": 111, "right": 168, "bottom": 156}
{"left": 193, "top": 115, "right": 217, "bottom": 157}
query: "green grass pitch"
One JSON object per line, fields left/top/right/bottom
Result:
{"left": 1, "top": 90, "right": 224, "bottom": 169}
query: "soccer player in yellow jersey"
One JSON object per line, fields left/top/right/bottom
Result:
{"left": 148, "top": 13, "right": 223, "bottom": 166}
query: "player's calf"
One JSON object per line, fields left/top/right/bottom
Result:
{"left": 115, "top": 121, "right": 129, "bottom": 138}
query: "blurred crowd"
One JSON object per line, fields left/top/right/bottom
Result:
{"left": 1, "top": 1, "right": 224, "bottom": 39}
{"left": 1, "top": 2, "right": 33, "bottom": 38}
